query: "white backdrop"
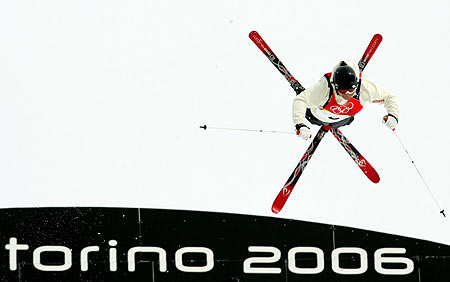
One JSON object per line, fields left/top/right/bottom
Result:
{"left": 1, "top": 0, "right": 449, "bottom": 245}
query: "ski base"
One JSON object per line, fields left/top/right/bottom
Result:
{"left": 331, "top": 128, "right": 380, "bottom": 183}
{"left": 272, "top": 126, "right": 330, "bottom": 214}
{"left": 271, "top": 126, "right": 380, "bottom": 214}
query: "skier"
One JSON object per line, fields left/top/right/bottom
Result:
{"left": 293, "top": 60, "right": 399, "bottom": 140}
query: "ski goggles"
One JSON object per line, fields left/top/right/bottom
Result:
{"left": 336, "top": 88, "right": 357, "bottom": 95}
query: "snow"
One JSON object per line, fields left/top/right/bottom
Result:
{"left": 0, "top": 0, "right": 449, "bottom": 245}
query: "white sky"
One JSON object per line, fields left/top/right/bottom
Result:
{"left": 1, "top": 0, "right": 449, "bottom": 245}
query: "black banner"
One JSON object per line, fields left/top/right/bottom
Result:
{"left": 1, "top": 207, "right": 449, "bottom": 281}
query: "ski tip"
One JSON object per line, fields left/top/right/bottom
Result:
{"left": 364, "top": 170, "right": 380, "bottom": 183}
{"left": 371, "top": 174, "right": 380, "bottom": 184}
{"left": 371, "top": 34, "right": 383, "bottom": 43}
{"left": 271, "top": 206, "right": 280, "bottom": 214}
{"left": 374, "top": 175, "right": 380, "bottom": 183}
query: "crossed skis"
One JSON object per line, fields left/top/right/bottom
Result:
{"left": 249, "top": 31, "right": 383, "bottom": 214}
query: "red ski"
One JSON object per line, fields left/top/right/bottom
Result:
{"left": 358, "top": 34, "right": 383, "bottom": 72}
{"left": 249, "top": 31, "right": 305, "bottom": 95}
{"left": 330, "top": 128, "right": 380, "bottom": 183}
{"left": 272, "top": 126, "right": 330, "bottom": 214}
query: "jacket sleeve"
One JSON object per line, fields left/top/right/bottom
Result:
{"left": 292, "top": 77, "right": 330, "bottom": 126}
{"left": 359, "top": 78, "right": 400, "bottom": 120}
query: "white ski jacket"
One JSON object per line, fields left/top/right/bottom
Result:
{"left": 292, "top": 60, "right": 400, "bottom": 126}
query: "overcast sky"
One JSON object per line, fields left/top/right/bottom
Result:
{"left": 1, "top": 0, "right": 449, "bottom": 245}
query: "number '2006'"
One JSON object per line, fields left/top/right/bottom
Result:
{"left": 244, "top": 246, "right": 414, "bottom": 275}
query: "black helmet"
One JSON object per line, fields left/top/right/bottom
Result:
{"left": 332, "top": 63, "right": 358, "bottom": 90}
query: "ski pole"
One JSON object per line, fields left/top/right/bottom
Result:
{"left": 393, "top": 130, "right": 445, "bottom": 217}
{"left": 199, "top": 125, "right": 294, "bottom": 135}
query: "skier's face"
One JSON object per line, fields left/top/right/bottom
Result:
{"left": 337, "top": 89, "right": 355, "bottom": 100}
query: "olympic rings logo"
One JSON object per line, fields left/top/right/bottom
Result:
{"left": 330, "top": 102, "right": 354, "bottom": 114}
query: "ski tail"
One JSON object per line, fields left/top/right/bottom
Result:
{"left": 249, "top": 31, "right": 305, "bottom": 95}
{"left": 330, "top": 128, "right": 380, "bottom": 183}
{"left": 358, "top": 34, "right": 383, "bottom": 73}
{"left": 272, "top": 126, "right": 331, "bottom": 214}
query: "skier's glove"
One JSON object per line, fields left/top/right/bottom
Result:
{"left": 382, "top": 114, "right": 398, "bottom": 131}
{"left": 295, "top": 123, "right": 311, "bottom": 140}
